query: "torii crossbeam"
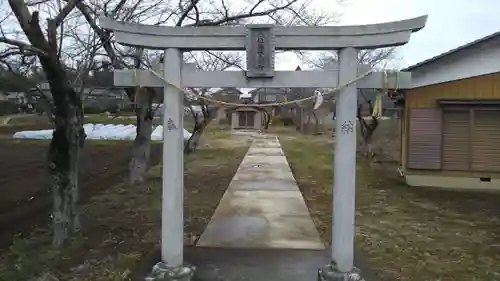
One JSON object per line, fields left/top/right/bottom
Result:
{"left": 98, "top": 15, "right": 427, "bottom": 281}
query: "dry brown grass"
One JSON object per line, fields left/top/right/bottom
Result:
{"left": 0, "top": 129, "right": 249, "bottom": 281}
{"left": 280, "top": 128, "right": 500, "bottom": 281}
{"left": 6, "top": 114, "right": 51, "bottom": 125}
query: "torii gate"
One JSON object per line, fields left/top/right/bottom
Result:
{"left": 98, "top": 16, "right": 427, "bottom": 281}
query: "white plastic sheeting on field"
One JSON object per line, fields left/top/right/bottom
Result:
{"left": 12, "top": 123, "right": 192, "bottom": 141}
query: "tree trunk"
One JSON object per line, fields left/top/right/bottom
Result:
{"left": 263, "top": 110, "right": 271, "bottom": 130}
{"left": 312, "top": 110, "right": 319, "bottom": 134}
{"left": 48, "top": 104, "right": 85, "bottom": 247}
{"left": 291, "top": 106, "right": 301, "bottom": 131}
{"left": 184, "top": 104, "right": 216, "bottom": 154}
{"left": 306, "top": 111, "right": 312, "bottom": 133}
{"left": 129, "top": 89, "right": 154, "bottom": 185}
{"left": 300, "top": 108, "right": 306, "bottom": 133}
{"left": 357, "top": 116, "right": 378, "bottom": 158}
{"left": 185, "top": 128, "right": 203, "bottom": 153}
{"left": 185, "top": 120, "right": 206, "bottom": 154}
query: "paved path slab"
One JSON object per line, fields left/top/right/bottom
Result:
{"left": 184, "top": 248, "right": 377, "bottom": 281}
{"left": 136, "top": 248, "right": 378, "bottom": 281}
{"left": 196, "top": 137, "right": 324, "bottom": 250}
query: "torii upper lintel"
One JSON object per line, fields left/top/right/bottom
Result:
{"left": 98, "top": 15, "right": 428, "bottom": 51}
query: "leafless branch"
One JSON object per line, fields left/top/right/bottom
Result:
{"left": 110, "top": 0, "right": 128, "bottom": 18}
{"left": 0, "top": 37, "right": 47, "bottom": 56}
{"left": 190, "top": 0, "right": 300, "bottom": 26}
{"left": 176, "top": 0, "right": 200, "bottom": 26}
{"left": 75, "top": 1, "right": 122, "bottom": 69}
{"left": 53, "top": 0, "right": 82, "bottom": 27}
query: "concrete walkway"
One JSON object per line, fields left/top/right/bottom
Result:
{"left": 196, "top": 136, "right": 324, "bottom": 250}
{"left": 0, "top": 116, "right": 12, "bottom": 125}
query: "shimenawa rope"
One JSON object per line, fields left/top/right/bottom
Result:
{"left": 132, "top": 67, "right": 399, "bottom": 108}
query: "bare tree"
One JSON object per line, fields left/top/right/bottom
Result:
{"left": 74, "top": 0, "right": 337, "bottom": 183}
{"left": 357, "top": 100, "right": 378, "bottom": 157}
{"left": 305, "top": 48, "right": 397, "bottom": 69}
{"left": 183, "top": 51, "right": 244, "bottom": 153}
{"left": 0, "top": 0, "right": 98, "bottom": 247}
{"left": 301, "top": 49, "right": 397, "bottom": 145}
{"left": 277, "top": 66, "right": 320, "bottom": 134}
{"left": 0, "top": 56, "right": 47, "bottom": 113}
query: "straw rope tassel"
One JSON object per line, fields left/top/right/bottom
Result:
{"left": 371, "top": 92, "right": 382, "bottom": 118}
{"left": 371, "top": 70, "right": 401, "bottom": 117}
{"left": 132, "top": 68, "right": 143, "bottom": 106}
{"left": 371, "top": 71, "right": 386, "bottom": 118}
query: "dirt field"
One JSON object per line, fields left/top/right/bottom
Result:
{"left": 0, "top": 139, "right": 162, "bottom": 250}
{"left": 0, "top": 126, "right": 250, "bottom": 280}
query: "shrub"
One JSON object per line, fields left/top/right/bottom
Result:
{"left": 104, "top": 105, "right": 120, "bottom": 114}
{"left": 218, "top": 118, "right": 229, "bottom": 125}
{"left": 119, "top": 106, "right": 135, "bottom": 113}
{"left": 269, "top": 116, "right": 281, "bottom": 126}
{"left": 279, "top": 116, "right": 294, "bottom": 126}
{"left": 83, "top": 106, "right": 105, "bottom": 114}
{"left": 0, "top": 101, "right": 19, "bottom": 116}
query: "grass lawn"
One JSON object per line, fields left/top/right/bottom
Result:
{"left": 280, "top": 129, "right": 500, "bottom": 281}
{"left": 5, "top": 114, "right": 51, "bottom": 126}
{"left": 2, "top": 113, "right": 134, "bottom": 127}
{"left": 0, "top": 127, "right": 249, "bottom": 281}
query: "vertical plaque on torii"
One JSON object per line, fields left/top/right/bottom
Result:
{"left": 245, "top": 24, "right": 275, "bottom": 78}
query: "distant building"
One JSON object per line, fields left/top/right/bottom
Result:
{"left": 32, "top": 70, "right": 132, "bottom": 110}
{"left": 249, "top": 88, "right": 288, "bottom": 116}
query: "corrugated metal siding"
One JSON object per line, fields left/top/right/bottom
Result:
{"left": 442, "top": 110, "right": 470, "bottom": 171}
{"left": 472, "top": 110, "right": 500, "bottom": 171}
{"left": 408, "top": 108, "right": 442, "bottom": 170}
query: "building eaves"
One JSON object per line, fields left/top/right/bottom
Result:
{"left": 402, "top": 31, "right": 500, "bottom": 71}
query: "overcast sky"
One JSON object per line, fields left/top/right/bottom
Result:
{"left": 1, "top": 0, "right": 498, "bottom": 72}
{"left": 275, "top": 0, "right": 500, "bottom": 70}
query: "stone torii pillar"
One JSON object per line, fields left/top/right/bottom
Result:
{"left": 98, "top": 15, "right": 427, "bottom": 281}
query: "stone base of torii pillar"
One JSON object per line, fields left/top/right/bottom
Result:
{"left": 145, "top": 262, "right": 195, "bottom": 281}
{"left": 318, "top": 263, "right": 363, "bottom": 281}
